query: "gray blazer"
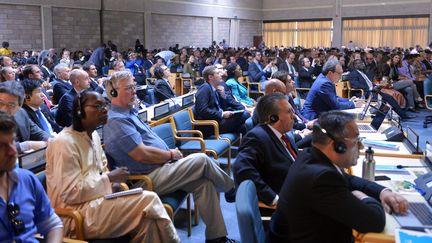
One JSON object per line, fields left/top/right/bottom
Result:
{"left": 14, "top": 108, "right": 50, "bottom": 152}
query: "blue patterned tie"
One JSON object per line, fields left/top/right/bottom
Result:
{"left": 36, "top": 109, "right": 50, "bottom": 133}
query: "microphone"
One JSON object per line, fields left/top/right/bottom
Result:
{"left": 396, "top": 165, "right": 432, "bottom": 169}
{"left": 154, "top": 86, "right": 180, "bottom": 111}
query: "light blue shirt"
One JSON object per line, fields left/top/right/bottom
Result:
{"left": 0, "top": 168, "right": 62, "bottom": 242}
{"left": 104, "top": 105, "right": 169, "bottom": 174}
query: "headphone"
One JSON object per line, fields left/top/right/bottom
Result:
{"left": 269, "top": 114, "right": 279, "bottom": 123}
{"left": 314, "top": 124, "right": 347, "bottom": 154}
{"left": 109, "top": 78, "right": 118, "bottom": 98}
{"left": 76, "top": 92, "right": 83, "bottom": 118}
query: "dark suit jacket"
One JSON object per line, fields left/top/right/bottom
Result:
{"left": 14, "top": 108, "right": 50, "bottom": 152}
{"left": 302, "top": 74, "right": 354, "bottom": 120}
{"left": 22, "top": 104, "right": 62, "bottom": 133}
{"left": 298, "top": 67, "right": 315, "bottom": 88}
{"left": 278, "top": 60, "right": 297, "bottom": 78}
{"left": 347, "top": 70, "right": 371, "bottom": 97}
{"left": 268, "top": 147, "right": 386, "bottom": 243}
{"left": 194, "top": 81, "right": 223, "bottom": 121}
{"left": 217, "top": 81, "right": 245, "bottom": 111}
{"left": 233, "top": 124, "right": 297, "bottom": 204}
{"left": 52, "top": 79, "right": 72, "bottom": 105}
{"left": 154, "top": 78, "right": 175, "bottom": 103}
{"left": 89, "top": 79, "right": 104, "bottom": 94}
{"left": 56, "top": 88, "right": 77, "bottom": 127}
{"left": 40, "top": 65, "right": 55, "bottom": 82}
{"left": 248, "top": 61, "right": 270, "bottom": 83}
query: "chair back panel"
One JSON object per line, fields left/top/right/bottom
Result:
{"left": 152, "top": 123, "right": 176, "bottom": 149}
{"left": 236, "top": 180, "right": 266, "bottom": 243}
{"left": 172, "top": 111, "right": 193, "bottom": 138}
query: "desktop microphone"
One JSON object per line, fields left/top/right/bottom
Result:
{"left": 154, "top": 86, "right": 181, "bottom": 111}
{"left": 396, "top": 165, "right": 432, "bottom": 169}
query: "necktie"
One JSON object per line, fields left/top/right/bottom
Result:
{"left": 41, "top": 93, "right": 52, "bottom": 109}
{"left": 36, "top": 109, "right": 50, "bottom": 133}
{"left": 281, "top": 134, "right": 297, "bottom": 159}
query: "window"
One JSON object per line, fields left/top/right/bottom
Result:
{"left": 263, "top": 20, "right": 332, "bottom": 48}
{"left": 342, "top": 17, "right": 428, "bottom": 48}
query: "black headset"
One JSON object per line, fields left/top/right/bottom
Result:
{"left": 76, "top": 92, "right": 83, "bottom": 118}
{"left": 269, "top": 114, "right": 279, "bottom": 123}
{"left": 314, "top": 124, "right": 347, "bottom": 154}
{"left": 109, "top": 78, "right": 118, "bottom": 98}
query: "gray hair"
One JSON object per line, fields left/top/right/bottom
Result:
{"left": 53, "top": 63, "right": 69, "bottom": 76}
{"left": 0, "top": 81, "right": 25, "bottom": 106}
{"left": 202, "top": 65, "right": 217, "bottom": 81}
{"left": 322, "top": 58, "right": 340, "bottom": 75}
{"left": 106, "top": 71, "right": 133, "bottom": 99}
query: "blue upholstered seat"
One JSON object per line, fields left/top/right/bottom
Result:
{"left": 152, "top": 123, "right": 176, "bottom": 149}
{"left": 236, "top": 180, "right": 266, "bottom": 243}
{"left": 179, "top": 139, "right": 230, "bottom": 155}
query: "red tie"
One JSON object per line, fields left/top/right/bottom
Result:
{"left": 281, "top": 134, "right": 297, "bottom": 159}
{"left": 41, "top": 93, "right": 52, "bottom": 109}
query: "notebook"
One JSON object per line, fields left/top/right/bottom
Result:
{"left": 104, "top": 188, "right": 143, "bottom": 200}
{"left": 358, "top": 103, "right": 390, "bottom": 133}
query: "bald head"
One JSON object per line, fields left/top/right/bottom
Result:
{"left": 70, "top": 69, "right": 90, "bottom": 91}
{"left": 265, "top": 79, "right": 286, "bottom": 95}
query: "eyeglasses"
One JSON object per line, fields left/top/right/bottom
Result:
{"left": 7, "top": 203, "right": 25, "bottom": 235}
{"left": 0, "top": 100, "right": 18, "bottom": 109}
{"left": 121, "top": 84, "right": 136, "bottom": 92}
{"left": 85, "top": 103, "right": 110, "bottom": 111}
{"left": 343, "top": 136, "right": 364, "bottom": 145}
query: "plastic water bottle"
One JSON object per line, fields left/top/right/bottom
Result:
{"left": 362, "top": 147, "right": 375, "bottom": 181}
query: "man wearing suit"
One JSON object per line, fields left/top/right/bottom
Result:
{"left": 302, "top": 59, "right": 360, "bottom": 120}
{"left": 40, "top": 57, "right": 55, "bottom": 82}
{"left": 247, "top": 51, "right": 272, "bottom": 90}
{"left": 51, "top": 63, "right": 72, "bottom": 105}
{"left": 194, "top": 65, "right": 247, "bottom": 137}
{"left": 348, "top": 60, "right": 413, "bottom": 120}
{"left": 347, "top": 59, "right": 374, "bottom": 98}
{"left": 233, "top": 92, "right": 296, "bottom": 206}
{"left": 278, "top": 52, "right": 298, "bottom": 80}
{"left": 83, "top": 62, "right": 104, "bottom": 94}
{"left": 56, "top": 69, "right": 90, "bottom": 127}
{"left": 268, "top": 111, "right": 408, "bottom": 243}
{"left": 21, "top": 79, "right": 62, "bottom": 134}
{"left": 153, "top": 65, "right": 175, "bottom": 103}
{"left": 0, "top": 81, "right": 49, "bottom": 153}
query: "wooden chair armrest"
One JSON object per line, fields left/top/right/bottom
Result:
{"left": 191, "top": 120, "right": 221, "bottom": 139}
{"left": 248, "top": 81, "right": 263, "bottom": 92}
{"left": 120, "top": 182, "right": 129, "bottom": 191}
{"left": 55, "top": 208, "right": 85, "bottom": 240}
{"left": 128, "top": 175, "right": 153, "bottom": 191}
{"left": 177, "top": 129, "right": 203, "bottom": 138}
{"left": 174, "top": 136, "right": 206, "bottom": 152}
